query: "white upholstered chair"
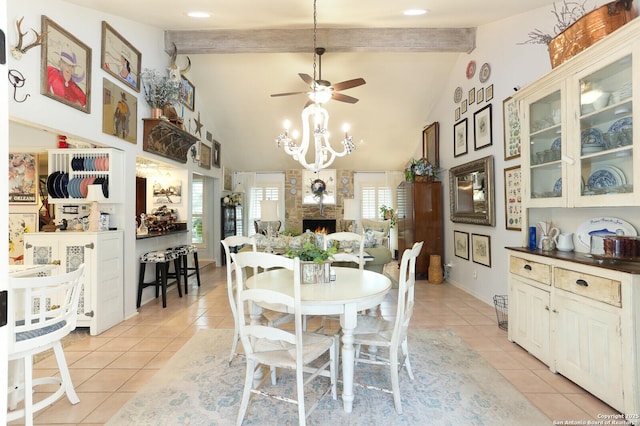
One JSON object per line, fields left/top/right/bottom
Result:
{"left": 221, "top": 236, "right": 293, "bottom": 365}
{"left": 7, "top": 264, "right": 85, "bottom": 426}
{"left": 232, "top": 251, "right": 337, "bottom": 426}
{"left": 352, "top": 241, "right": 424, "bottom": 414}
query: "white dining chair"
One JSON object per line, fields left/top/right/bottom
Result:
{"left": 222, "top": 236, "right": 294, "bottom": 365}
{"left": 323, "top": 231, "right": 365, "bottom": 270}
{"left": 352, "top": 241, "right": 424, "bottom": 414}
{"left": 7, "top": 264, "right": 85, "bottom": 426}
{"left": 233, "top": 251, "right": 338, "bottom": 426}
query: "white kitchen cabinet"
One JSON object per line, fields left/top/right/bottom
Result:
{"left": 23, "top": 231, "right": 124, "bottom": 335}
{"left": 506, "top": 249, "right": 639, "bottom": 419}
{"left": 516, "top": 18, "right": 638, "bottom": 217}
{"left": 508, "top": 255, "right": 552, "bottom": 365}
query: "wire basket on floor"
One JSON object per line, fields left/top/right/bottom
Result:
{"left": 493, "top": 295, "right": 508, "bottom": 331}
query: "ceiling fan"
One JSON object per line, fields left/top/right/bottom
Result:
{"left": 270, "top": 47, "right": 366, "bottom": 106}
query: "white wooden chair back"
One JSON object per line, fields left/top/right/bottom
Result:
{"left": 392, "top": 241, "right": 423, "bottom": 348}
{"left": 232, "top": 252, "right": 303, "bottom": 364}
{"left": 324, "top": 231, "right": 365, "bottom": 270}
{"left": 8, "top": 264, "right": 85, "bottom": 356}
{"left": 221, "top": 235, "right": 256, "bottom": 315}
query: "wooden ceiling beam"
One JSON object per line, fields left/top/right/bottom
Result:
{"left": 164, "top": 27, "right": 476, "bottom": 54}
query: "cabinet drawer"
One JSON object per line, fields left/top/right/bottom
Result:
{"left": 509, "top": 256, "right": 551, "bottom": 285}
{"left": 554, "top": 268, "right": 621, "bottom": 307}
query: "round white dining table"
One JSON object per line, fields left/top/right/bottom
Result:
{"left": 245, "top": 266, "right": 391, "bottom": 413}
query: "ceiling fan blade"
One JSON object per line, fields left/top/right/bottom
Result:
{"left": 299, "top": 73, "right": 314, "bottom": 86}
{"left": 332, "top": 78, "right": 366, "bottom": 92}
{"left": 270, "top": 91, "right": 306, "bottom": 97}
{"left": 332, "top": 92, "right": 359, "bottom": 104}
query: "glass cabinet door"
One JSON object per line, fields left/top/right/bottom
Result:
{"left": 575, "top": 53, "right": 633, "bottom": 206}
{"left": 527, "top": 88, "right": 564, "bottom": 205}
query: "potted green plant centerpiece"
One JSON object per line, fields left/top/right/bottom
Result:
{"left": 141, "top": 68, "right": 180, "bottom": 118}
{"left": 285, "top": 241, "right": 337, "bottom": 284}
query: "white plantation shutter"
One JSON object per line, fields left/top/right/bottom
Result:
{"left": 361, "top": 185, "right": 392, "bottom": 219}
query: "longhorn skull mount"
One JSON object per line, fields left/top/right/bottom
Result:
{"left": 11, "top": 17, "right": 44, "bottom": 60}
{"left": 168, "top": 42, "right": 191, "bottom": 82}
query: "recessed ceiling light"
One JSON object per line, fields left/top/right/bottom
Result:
{"left": 187, "top": 11, "right": 211, "bottom": 18}
{"left": 404, "top": 9, "right": 428, "bottom": 16}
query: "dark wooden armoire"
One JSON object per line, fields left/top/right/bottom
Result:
{"left": 397, "top": 181, "right": 444, "bottom": 278}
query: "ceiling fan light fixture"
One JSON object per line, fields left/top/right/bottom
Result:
{"left": 308, "top": 88, "right": 332, "bottom": 104}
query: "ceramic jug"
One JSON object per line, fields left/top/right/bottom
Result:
{"left": 556, "top": 233, "right": 574, "bottom": 252}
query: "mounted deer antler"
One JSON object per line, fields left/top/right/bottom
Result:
{"left": 11, "top": 17, "right": 44, "bottom": 60}
{"left": 168, "top": 42, "right": 191, "bottom": 82}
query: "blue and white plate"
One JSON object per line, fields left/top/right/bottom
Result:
{"left": 551, "top": 137, "right": 561, "bottom": 151}
{"left": 609, "top": 117, "right": 632, "bottom": 133}
{"left": 581, "top": 128, "right": 603, "bottom": 147}
{"left": 553, "top": 178, "right": 562, "bottom": 194}
{"left": 587, "top": 168, "right": 620, "bottom": 189}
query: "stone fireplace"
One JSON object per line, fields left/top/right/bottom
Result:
{"left": 302, "top": 219, "right": 336, "bottom": 234}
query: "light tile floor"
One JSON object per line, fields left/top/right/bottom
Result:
{"left": 12, "top": 263, "right": 622, "bottom": 425}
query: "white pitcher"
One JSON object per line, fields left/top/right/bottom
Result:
{"left": 556, "top": 233, "right": 574, "bottom": 252}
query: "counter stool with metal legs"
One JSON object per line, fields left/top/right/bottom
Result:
{"left": 137, "top": 249, "right": 182, "bottom": 308}
{"left": 173, "top": 244, "right": 201, "bottom": 294}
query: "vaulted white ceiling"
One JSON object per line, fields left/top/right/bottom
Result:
{"left": 66, "top": 0, "right": 558, "bottom": 172}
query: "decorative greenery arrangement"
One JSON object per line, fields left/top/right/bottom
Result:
{"left": 310, "top": 178, "right": 327, "bottom": 199}
{"left": 379, "top": 205, "right": 398, "bottom": 229}
{"left": 285, "top": 241, "right": 337, "bottom": 264}
{"left": 222, "top": 193, "right": 242, "bottom": 206}
{"left": 141, "top": 68, "right": 180, "bottom": 109}
{"left": 405, "top": 158, "right": 441, "bottom": 181}
{"left": 519, "top": 0, "right": 591, "bottom": 45}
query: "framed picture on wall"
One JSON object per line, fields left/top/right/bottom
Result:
{"left": 9, "top": 153, "right": 37, "bottom": 204}
{"left": 502, "top": 96, "right": 521, "bottom": 160}
{"left": 453, "top": 118, "right": 468, "bottom": 157}
{"left": 41, "top": 16, "right": 91, "bottom": 113}
{"left": 213, "top": 141, "right": 221, "bottom": 168}
{"left": 472, "top": 233, "right": 492, "bottom": 267}
{"left": 199, "top": 142, "right": 211, "bottom": 169}
{"left": 422, "top": 121, "right": 439, "bottom": 167}
{"left": 454, "top": 231, "right": 469, "bottom": 260}
{"left": 223, "top": 166, "right": 233, "bottom": 191}
{"left": 102, "top": 78, "right": 137, "bottom": 144}
{"left": 473, "top": 104, "right": 493, "bottom": 150}
{"left": 179, "top": 75, "right": 195, "bottom": 111}
{"left": 101, "top": 21, "right": 141, "bottom": 92}
{"left": 504, "top": 165, "right": 522, "bottom": 231}
{"left": 9, "top": 213, "right": 37, "bottom": 264}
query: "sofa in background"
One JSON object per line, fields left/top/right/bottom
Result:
{"left": 360, "top": 219, "right": 393, "bottom": 274}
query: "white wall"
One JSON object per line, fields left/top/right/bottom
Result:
{"left": 424, "top": 5, "right": 563, "bottom": 305}
{"left": 7, "top": 0, "right": 222, "bottom": 320}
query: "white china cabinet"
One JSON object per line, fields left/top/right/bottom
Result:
{"left": 518, "top": 24, "right": 637, "bottom": 214}
{"left": 509, "top": 19, "right": 640, "bottom": 422}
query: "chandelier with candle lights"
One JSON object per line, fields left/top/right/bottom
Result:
{"left": 273, "top": 0, "right": 364, "bottom": 172}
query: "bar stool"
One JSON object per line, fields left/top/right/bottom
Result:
{"left": 173, "top": 244, "right": 201, "bottom": 294}
{"left": 137, "top": 249, "right": 182, "bottom": 308}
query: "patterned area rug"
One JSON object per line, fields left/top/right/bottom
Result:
{"left": 107, "top": 329, "right": 551, "bottom": 426}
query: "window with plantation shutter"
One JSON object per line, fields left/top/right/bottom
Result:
{"left": 361, "top": 185, "right": 392, "bottom": 219}
{"left": 191, "top": 176, "right": 204, "bottom": 245}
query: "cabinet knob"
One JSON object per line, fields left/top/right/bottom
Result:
{"left": 25, "top": 242, "right": 32, "bottom": 249}
{"left": 552, "top": 308, "right": 558, "bottom": 314}
{"left": 575, "top": 279, "right": 589, "bottom": 287}
{"left": 84, "top": 311, "right": 94, "bottom": 317}
{"left": 523, "top": 264, "right": 532, "bottom": 271}
{"left": 545, "top": 306, "right": 550, "bottom": 311}
{"left": 85, "top": 242, "right": 95, "bottom": 249}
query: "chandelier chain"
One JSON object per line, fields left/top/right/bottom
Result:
{"left": 312, "top": 0, "right": 317, "bottom": 83}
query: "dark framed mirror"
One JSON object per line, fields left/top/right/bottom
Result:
{"left": 422, "top": 121, "right": 439, "bottom": 167}
{"left": 449, "top": 155, "right": 495, "bottom": 226}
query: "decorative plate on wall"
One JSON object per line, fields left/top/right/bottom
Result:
{"left": 466, "top": 61, "right": 476, "bottom": 79}
{"left": 479, "top": 63, "right": 491, "bottom": 83}
{"left": 454, "top": 86, "right": 462, "bottom": 103}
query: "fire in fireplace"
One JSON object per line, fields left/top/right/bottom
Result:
{"left": 302, "top": 219, "right": 336, "bottom": 234}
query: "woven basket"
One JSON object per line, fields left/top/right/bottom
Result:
{"left": 414, "top": 175, "right": 435, "bottom": 183}
{"left": 548, "top": 0, "right": 637, "bottom": 68}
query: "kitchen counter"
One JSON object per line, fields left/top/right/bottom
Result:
{"left": 136, "top": 229, "right": 188, "bottom": 240}
{"left": 506, "top": 246, "right": 640, "bottom": 274}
